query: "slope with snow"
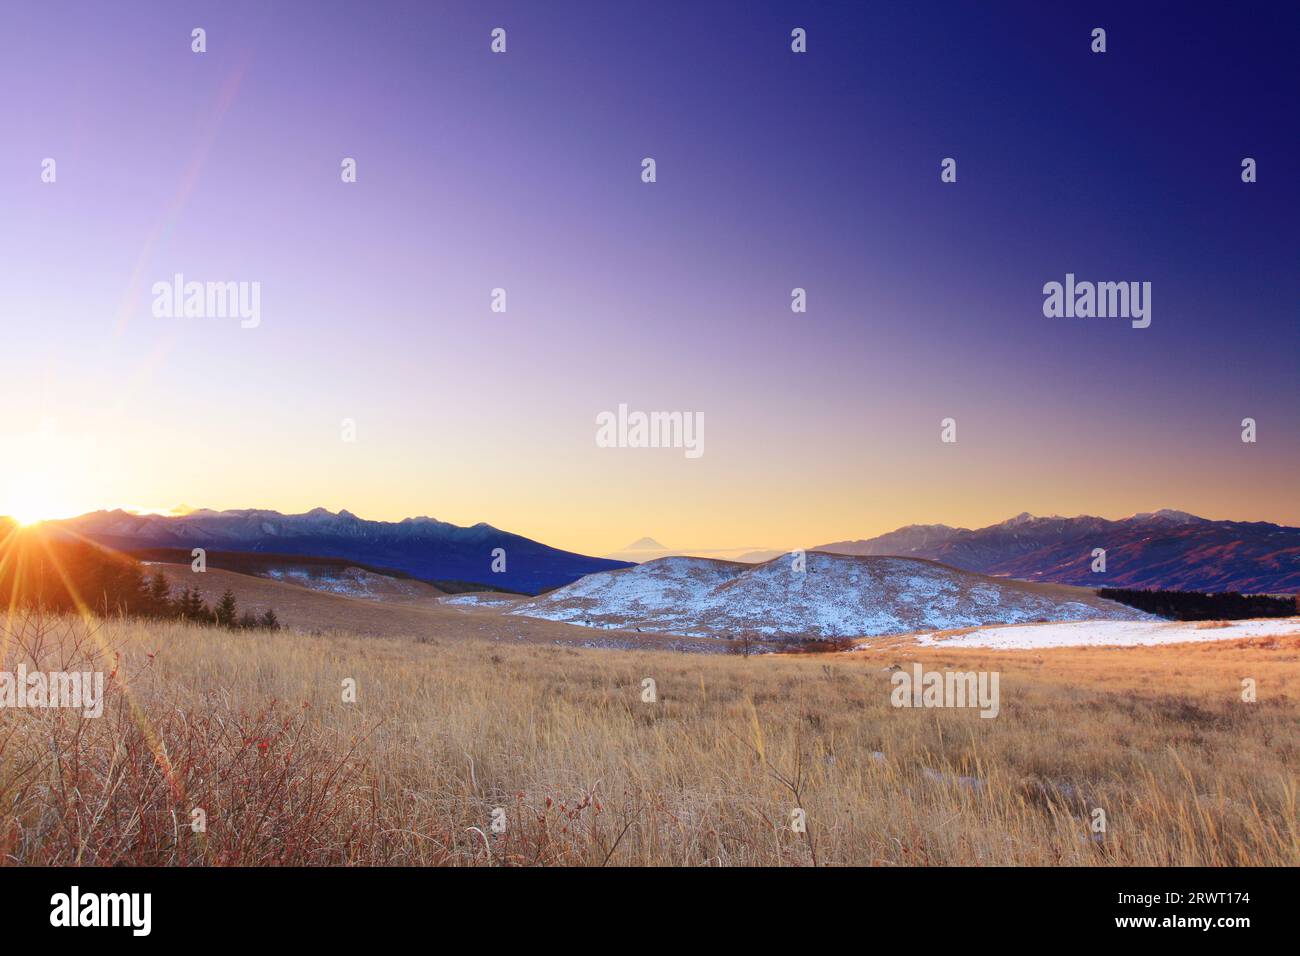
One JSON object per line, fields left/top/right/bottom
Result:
{"left": 912, "top": 617, "right": 1300, "bottom": 649}
{"left": 509, "top": 552, "right": 1150, "bottom": 639}
{"left": 261, "top": 566, "right": 443, "bottom": 603}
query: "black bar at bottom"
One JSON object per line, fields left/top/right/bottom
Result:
{"left": 0, "top": 865, "right": 1282, "bottom": 941}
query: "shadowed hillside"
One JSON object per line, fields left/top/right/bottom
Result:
{"left": 0, "top": 520, "right": 148, "bottom": 615}
{"left": 54, "top": 508, "right": 631, "bottom": 594}
{"left": 818, "top": 511, "right": 1300, "bottom": 593}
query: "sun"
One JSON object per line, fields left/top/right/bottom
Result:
{"left": 3, "top": 489, "right": 67, "bottom": 527}
{"left": 7, "top": 505, "right": 52, "bottom": 527}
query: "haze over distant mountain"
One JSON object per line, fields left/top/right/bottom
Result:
{"left": 603, "top": 537, "right": 784, "bottom": 564}
{"left": 623, "top": 537, "right": 666, "bottom": 551}
{"left": 604, "top": 537, "right": 674, "bottom": 562}
{"left": 816, "top": 511, "right": 1300, "bottom": 593}
{"left": 53, "top": 508, "right": 630, "bottom": 594}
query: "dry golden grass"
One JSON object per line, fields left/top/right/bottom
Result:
{"left": 1, "top": 612, "right": 1295, "bottom": 866}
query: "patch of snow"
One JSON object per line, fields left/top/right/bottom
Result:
{"left": 914, "top": 617, "right": 1300, "bottom": 649}
{"left": 443, "top": 593, "right": 516, "bottom": 608}
{"left": 264, "top": 566, "right": 430, "bottom": 600}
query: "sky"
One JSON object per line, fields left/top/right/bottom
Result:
{"left": 1, "top": 1, "right": 1297, "bottom": 555}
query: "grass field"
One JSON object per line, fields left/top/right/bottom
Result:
{"left": 1, "top": 611, "right": 1295, "bottom": 866}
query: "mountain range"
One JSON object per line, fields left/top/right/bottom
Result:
{"left": 52, "top": 508, "right": 629, "bottom": 594}
{"left": 816, "top": 510, "right": 1300, "bottom": 593}
{"left": 36, "top": 506, "right": 1300, "bottom": 598}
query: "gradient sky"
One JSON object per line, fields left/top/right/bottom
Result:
{"left": 1, "top": 1, "right": 1297, "bottom": 555}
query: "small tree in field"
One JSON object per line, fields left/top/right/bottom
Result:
{"left": 144, "top": 570, "right": 172, "bottom": 617}
{"left": 214, "top": 589, "right": 238, "bottom": 628}
{"left": 728, "top": 632, "right": 757, "bottom": 658}
{"left": 260, "top": 609, "right": 280, "bottom": 631}
{"left": 177, "top": 587, "right": 209, "bottom": 621}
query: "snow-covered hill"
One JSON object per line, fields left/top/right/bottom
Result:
{"left": 510, "top": 552, "right": 1151, "bottom": 639}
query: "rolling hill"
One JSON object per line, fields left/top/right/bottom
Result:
{"left": 510, "top": 552, "right": 1150, "bottom": 639}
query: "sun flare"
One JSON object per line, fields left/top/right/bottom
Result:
{"left": 3, "top": 490, "right": 68, "bottom": 527}
{"left": 7, "top": 507, "right": 51, "bottom": 527}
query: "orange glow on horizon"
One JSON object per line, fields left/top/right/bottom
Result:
{"left": 2, "top": 488, "right": 71, "bottom": 527}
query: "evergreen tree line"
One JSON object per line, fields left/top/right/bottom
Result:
{"left": 142, "top": 569, "right": 280, "bottom": 630}
{"left": 1099, "top": 587, "right": 1297, "bottom": 621}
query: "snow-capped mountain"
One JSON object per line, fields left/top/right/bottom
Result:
{"left": 816, "top": 511, "right": 1300, "bottom": 593}
{"left": 510, "top": 552, "right": 1150, "bottom": 639}
{"left": 53, "top": 508, "right": 629, "bottom": 594}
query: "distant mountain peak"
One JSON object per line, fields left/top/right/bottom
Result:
{"left": 1127, "top": 508, "right": 1205, "bottom": 524}
{"left": 623, "top": 537, "right": 667, "bottom": 551}
{"left": 1000, "top": 512, "right": 1041, "bottom": 526}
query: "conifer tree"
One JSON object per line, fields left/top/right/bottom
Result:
{"left": 146, "top": 570, "right": 172, "bottom": 616}
{"left": 178, "top": 587, "right": 206, "bottom": 620}
{"left": 214, "top": 589, "right": 238, "bottom": 628}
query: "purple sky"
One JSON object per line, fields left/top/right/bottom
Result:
{"left": 1, "top": 1, "right": 1296, "bottom": 553}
